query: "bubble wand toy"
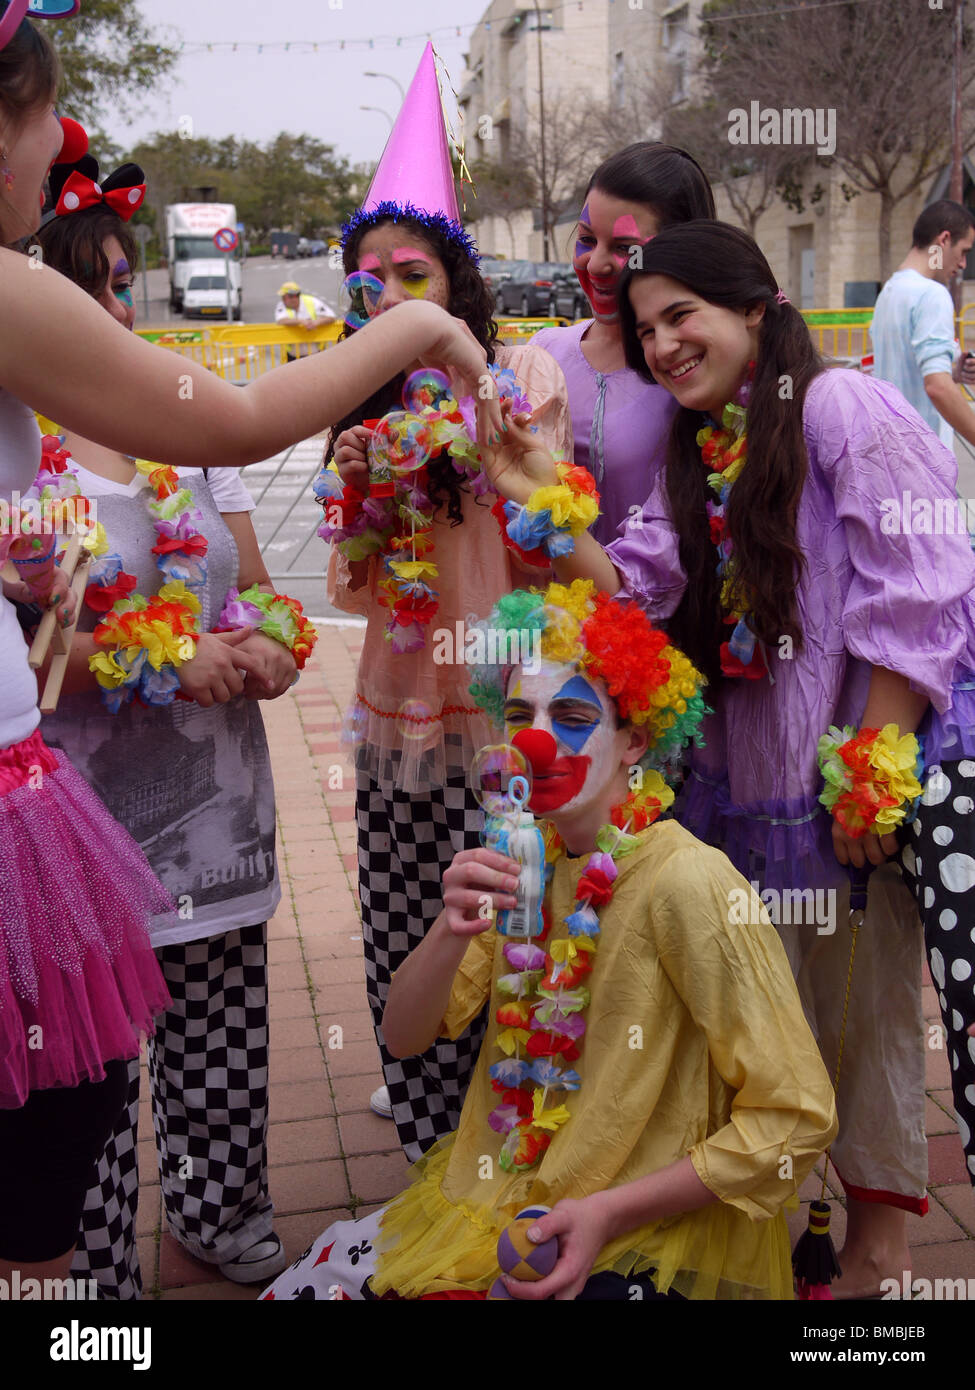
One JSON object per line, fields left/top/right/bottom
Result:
{"left": 471, "top": 744, "right": 546, "bottom": 939}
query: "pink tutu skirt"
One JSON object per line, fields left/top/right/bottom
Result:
{"left": 0, "top": 729, "right": 172, "bottom": 1107}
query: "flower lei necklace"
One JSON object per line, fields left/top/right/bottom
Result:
{"left": 696, "top": 362, "right": 768, "bottom": 681}
{"left": 315, "top": 365, "right": 533, "bottom": 656}
{"left": 26, "top": 432, "right": 315, "bottom": 710}
{"left": 486, "top": 777, "right": 674, "bottom": 1172}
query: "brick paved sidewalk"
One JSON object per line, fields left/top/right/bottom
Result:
{"left": 135, "top": 621, "right": 975, "bottom": 1299}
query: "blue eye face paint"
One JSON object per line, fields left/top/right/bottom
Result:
{"left": 114, "top": 285, "right": 134, "bottom": 307}
{"left": 551, "top": 674, "right": 604, "bottom": 753}
{"left": 556, "top": 674, "right": 602, "bottom": 708}
{"left": 574, "top": 202, "right": 594, "bottom": 263}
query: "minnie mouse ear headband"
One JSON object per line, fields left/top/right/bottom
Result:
{"left": 0, "top": 1, "right": 81, "bottom": 54}
{"left": 43, "top": 133, "right": 146, "bottom": 227}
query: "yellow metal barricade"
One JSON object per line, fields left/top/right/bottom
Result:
{"left": 136, "top": 322, "right": 343, "bottom": 382}
{"left": 146, "top": 308, "right": 975, "bottom": 380}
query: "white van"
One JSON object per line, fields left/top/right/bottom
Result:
{"left": 182, "top": 262, "right": 237, "bottom": 319}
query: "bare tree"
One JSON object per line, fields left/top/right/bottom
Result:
{"left": 661, "top": 99, "right": 799, "bottom": 236}
{"left": 505, "top": 90, "right": 596, "bottom": 257}
{"left": 697, "top": 0, "right": 975, "bottom": 279}
{"left": 465, "top": 159, "right": 536, "bottom": 259}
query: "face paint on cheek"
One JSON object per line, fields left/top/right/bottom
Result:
{"left": 612, "top": 214, "right": 644, "bottom": 241}
{"left": 114, "top": 286, "right": 134, "bottom": 308}
{"left": 402, "top": 276, "right": 429, "bottom": 299}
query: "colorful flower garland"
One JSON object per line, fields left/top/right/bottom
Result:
{"left": 817, "top": 723, "right": 924, "bottom": 837}
{"left": 697, "top": 365, "right": 768, "bottom": 680}
{"left": 315, "top": 365, "right": 547, "bottom": 655}
{"left": 487, "top": 780, "right": 674, "bottom": 1172}
{"left": 467, "top": 577, "right": 710, "bottom": 1172}
{"left": 26, "top": 431, "right": 315, "bottom": 709}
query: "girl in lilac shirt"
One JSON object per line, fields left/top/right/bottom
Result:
{"left": 532, "top": 144, "right": 714, "bottom": 543}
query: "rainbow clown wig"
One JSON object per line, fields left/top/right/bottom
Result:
{"left": 468, "top": 578, "right": 709, "bottom": 780}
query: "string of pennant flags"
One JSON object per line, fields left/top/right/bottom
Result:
{"left": 172, "top": 0, "right": 889, "bottom": 57}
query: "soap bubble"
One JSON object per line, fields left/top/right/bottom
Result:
{"left": 368, "top": 410, "right": 432, "bottom": 482}
{"left": 341, "top": 270, "right": 384, "bottom": 329}
{"left": 402, "top": 368, "right": 452, "bottom": 414}
{"left": 470, "top": 743, "right": 532, "bottom": 818}
{"left": 396, "top": 698, "right": 436, "bottom": 745}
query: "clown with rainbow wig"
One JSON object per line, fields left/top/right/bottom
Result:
{"left": 263, "top": 580, "right": 836, "bottom": 1301}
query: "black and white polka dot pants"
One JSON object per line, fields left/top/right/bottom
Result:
{"left": 901, "top": 758, "right": 975, "bottom": 1187}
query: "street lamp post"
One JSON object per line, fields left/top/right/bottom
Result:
{"left": 364, "top": 70, "right": 406, "bottom": 103}
{"left": 532, "top": 0, "right": 550, "bottom": 261}
{"left": 360, "top": 105, "right": 394, "bottom": 132}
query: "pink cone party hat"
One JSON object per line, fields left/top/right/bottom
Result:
{"left": 341, "top": 42, "right": 477, "bottom": 261}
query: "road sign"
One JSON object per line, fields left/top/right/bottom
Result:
{"left": 214, "top": 227, "right": 239, "bottom": 253}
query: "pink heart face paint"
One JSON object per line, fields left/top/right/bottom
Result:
{"left": 504, "top": 662, "right": 620, "bottom": 817}
{"left": 353, "top": 225, "right": 451, "bottom": 317}
{"left": 571, "top": 189, "right": 658, "bottom": 324}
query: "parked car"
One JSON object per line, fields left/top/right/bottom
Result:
{"left": 479, "top": 257, "right": 513, "bottom": 303}
{"left": 495, "top": 262, "right": 572, "bottom": 316}
{"left": 182, "top": 269, "right": 241, "bottom": 319}
{"left": 549, "top": 267, "right": 592, "bottom": 321}
{"left": 308, "top": 239, "right": 328, "bottom": 257}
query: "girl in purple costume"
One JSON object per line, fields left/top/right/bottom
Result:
{"left": 483, "top": 219, "right": 975, "bottom": 1298}
{"left": 531, "top": 144, "right": 714, "bottom": 543}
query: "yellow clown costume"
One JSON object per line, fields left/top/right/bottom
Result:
{"left": 261, "top": 581, "right": 837, "bottom": 1301}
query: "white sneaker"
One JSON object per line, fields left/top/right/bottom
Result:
{"left": 218, "top": 1233, "right": 289, "bottom": 1285}
{"left": 370, "top": 1084, "right": 393, "bottom": 1119}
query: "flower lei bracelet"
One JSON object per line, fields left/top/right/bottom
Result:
{"left": 817, "top": 723, "right": 924, "bottom": 837}
{"left": 315, "top": 365, "right": 548, "bottom": 654}
{"left": 493, "top": 463, "right": 600, "bottom": 567}
{"left": 217, "top": 585, "right": 317, "bottom": 669}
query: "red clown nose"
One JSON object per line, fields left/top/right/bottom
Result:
{"left": 57, "top": 118, "right": 88, "bottom": 165}
{"left": 511, "top": 728, "right": 558, "bottom": 771}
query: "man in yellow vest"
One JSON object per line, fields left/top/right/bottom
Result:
{"left": 275, "top": 281, "right": 335, "bottom": 360}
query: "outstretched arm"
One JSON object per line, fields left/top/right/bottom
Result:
{"left": 0, "top": 250, "right": 501, "bottom": 467}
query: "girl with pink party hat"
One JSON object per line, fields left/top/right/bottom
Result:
{"left": 319, "top": 43, "right": 575, "bottom": 1162}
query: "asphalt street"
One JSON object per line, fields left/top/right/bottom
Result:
{"left": 137, "top": 251, "right": 346, "bottom": 327}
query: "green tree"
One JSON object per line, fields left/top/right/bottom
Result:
{"left": 130, "top": 130, "right": 356, "bottom": 245}
{"left": 43, "top": 0, "right": 179, "bottom": 130}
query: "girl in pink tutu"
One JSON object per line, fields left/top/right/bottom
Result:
{"left": 0, "top": 7, "right": 501, "bottom": 1288}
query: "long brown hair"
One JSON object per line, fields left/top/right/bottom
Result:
{"left": 618, "top": 221, "right": 824, "bottom": 688}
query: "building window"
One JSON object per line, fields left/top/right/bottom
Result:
{"left": 612, "top": 50, "right": 624, "bottom": 108}
{"left": 662, "top": 3, "right": 689, "bottom": 52}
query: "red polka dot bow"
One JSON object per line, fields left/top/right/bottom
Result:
{"left": 55, "top": 169, "right": 146, "bottom": 221}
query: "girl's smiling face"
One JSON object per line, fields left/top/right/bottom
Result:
{"left": 573, "top": 187, "right": 658, "bottom": 324}
{"left": 628, "top": 273, "right": 764, "bottom": 418}
{"left": 355, "top": 223, "right": 450, "bottom": 316}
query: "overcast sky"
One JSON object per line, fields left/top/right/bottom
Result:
{"left": 101, "top": 0, "right": 488, "bottom": 164}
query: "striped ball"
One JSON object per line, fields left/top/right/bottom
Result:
{"left": 496, "top": 1206, "right": 557, "bottom": 1281}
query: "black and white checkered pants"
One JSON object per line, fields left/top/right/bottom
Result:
{"left": 69, "top": 923, "right": 272, "bottom": 1299}
{"left": 356, "top": 766, "right": 487, "bottom": 1162}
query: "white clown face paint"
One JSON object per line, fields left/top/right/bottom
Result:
{"left": 503, "top": 660, "right": 622, "bottom": 817}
